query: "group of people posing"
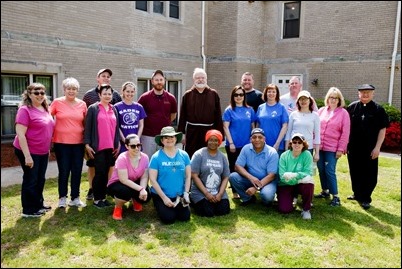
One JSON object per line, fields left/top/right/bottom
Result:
{"left": 13, "top": 68, "right": 389, "bottom": 223}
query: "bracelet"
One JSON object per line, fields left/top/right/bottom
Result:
{"left": 139, "top": 187, "right": 144, "bottom": 192}
{"left": 184, "top": 191, "right": 191, "bottom": 194}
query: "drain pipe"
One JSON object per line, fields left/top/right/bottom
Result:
{"left": 201, "top": 1, "right": 206, "bottom": 71}
{"left": 388, "top": 1, "right": 401, "bottom": 105}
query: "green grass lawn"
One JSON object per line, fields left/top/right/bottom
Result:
{"left": 1, "top": 156, "right": 400, "bottom": 268}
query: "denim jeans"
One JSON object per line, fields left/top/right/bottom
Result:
{"left": 54, "top": 143, "right": 85, "bottom": 199}
{"left": 229, "top": 172, "right": 277, "bottom": 205}
{"left": 14, "top": 147, "right": 49, "bottom": 214}
{"left": 317, "top": 150, "right": 339, "bottom": 195}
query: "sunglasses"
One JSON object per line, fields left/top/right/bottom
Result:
{"left": 32, "top": 91, "right": 46, "bottom": 96}
{"left": 233, "top": 93, "right": 244, "bottom": 97}
{"left": 292, "top": 141, "right": 303, "bottom": 145}
{"left": 128, "top": 144, "right": 142, "bottom": 149}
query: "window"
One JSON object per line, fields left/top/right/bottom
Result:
{"left": 283, "top": 1, "right": 301, "bottom": 39}
{"left": 136, "top": 1, "right": 147, "bottom": 11}
{"left": 137, "top": 77, "right": 181, "bottom": 126}
{"left": 136, "top": 1, "right": 180, "bottom": 20}
{"left": 153, "top": 1, "right": 164, "bottom": 14}
{"left": 1, "top": 73, "right": 54, "bottom": 139}
{"left": 169, "top": 1, "right": 179, "bottom": 19}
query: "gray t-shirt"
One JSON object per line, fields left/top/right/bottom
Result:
{"left": 190, "top": 147, "right": 230, "bottom": 203}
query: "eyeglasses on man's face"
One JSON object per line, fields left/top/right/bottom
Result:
{"left": 128, "top": 144, "right": 142, "bottom": 149}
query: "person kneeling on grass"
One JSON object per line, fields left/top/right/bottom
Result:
{"left": 190, "top": 130, "right": 231, "bottom": 217}
{"left": 107, "top": 134, "right": 150, "bottom": 220}
{"left": 277, "top": 133, "right": 314, "bottom": 220}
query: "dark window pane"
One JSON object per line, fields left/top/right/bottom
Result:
{"left": 136, "top": 1, "right": 147, "bottom": 11}
{"left": 154, "top": 1, "right": 164, "bottom": 14}
{"left": 283, "top": 1, "right": 300, "bottom": 39}
{"left": 170, "top": 1, "right": 179, "bottom": 19}
{"left": 284, "top": 20, "right": 300, "bottom": 38}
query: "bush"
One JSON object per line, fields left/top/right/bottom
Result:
{"left": 382, "top": 121, "right": 401, "bottom": 150}
{"left": 315, "top": 98, "right": 351, "bottom": 109}
{"left": 382, "top": 103, "right": 401, "bottom": 122}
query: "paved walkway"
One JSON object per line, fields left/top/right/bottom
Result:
{"left": 1, "top": 152, "right": 400, "bottom": 188}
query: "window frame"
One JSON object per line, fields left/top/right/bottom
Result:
{"left": 283, "top": 1, "right": 301, "bottom": 39}
{"left": 1, "top": 73, "right": 55, "bottom": 140}
{"left": 135, "top": 1, "right": 181, "bottom": 20}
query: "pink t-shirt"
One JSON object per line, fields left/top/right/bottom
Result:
{"left": 107, "top": 151, "right": 149, "bottom": 186}
{"left": 97, "top": 103, "right": 117, "bottom": 151}
{"left": 13, "top": 105, "right": 55, "bottom": 155}
{"left": 49, "top": 98, "right": 87, "bottom": 144}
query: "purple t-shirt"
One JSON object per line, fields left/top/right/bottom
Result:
{"left": 13, "top": 105, "right": 55, "bottom": 155}
{"left": 114, "top": 101, "right": 147, "bottom": 138}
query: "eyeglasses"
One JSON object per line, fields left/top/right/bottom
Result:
{"left": 128, "top": 144, "right": 142, "bottom": 149}
{"left": 31, "top": 91, "right": 46, "bottom": 96}
{"left": 233, "top": 93, "right": 245, "bottom": 97}
{"left": 329, "top": 97, "right": 339, "bottom": 100}
{"left": 292, "top": 141, "right": 303, "bottom": 145}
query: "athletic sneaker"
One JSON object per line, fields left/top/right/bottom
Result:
{"left": 86, "top": 189, "right": 94, "bottom": 200}
{"left": 112, "top": 207, "right": 123, "bottom": 220}
{"left": 330, "top": 196, "right": 341, "bottom": 207}
{"left": 22, "top": 211, "right": 45, "bottom": 218}
{"left": 133, "top": 199, "right": 143, "bottom": 212}
{"left": 68, "top": 197, "right": 87, "bottom": 208}
{"left": 58, "top": 197, "right": 67, "bottom": 208}
{"left": 301, "top": 210, "right": 312, "bottom": 220}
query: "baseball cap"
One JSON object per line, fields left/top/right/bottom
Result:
{"left": 357, "top": 84, "right": 375, "bottom": 91}
{"left": 250, "top": 128, "right": 265, "bottom": 137}
{"left": 291, "top": 133, "right": 306, "bottom": 142}
{"left": 297, "top": 90, "right": 311, "bottom": 100}
{"left": 97, "top": 68, "right": 112, "bottom": 77}
{"left": 151, "top": 69, "right": 165, "bottom": 79}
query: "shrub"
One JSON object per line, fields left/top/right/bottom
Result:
{"left": 315, "top": 98, "right": 350, "bottom": 109}
{"left": 382, "top": 103, "right": 401, "bottom": 123}
{"left": 382, "top": 121, "right": 401, "bottom": 150}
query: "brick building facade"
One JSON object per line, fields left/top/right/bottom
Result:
{"left": 1, "top": 1, "right": 401, "bottom": 141}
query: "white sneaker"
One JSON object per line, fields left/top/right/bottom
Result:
{"left": 301, "top": 210, "right": 312, "bottom": 220}
{"left": 292, "top": 197, "right": 298, "bottom": 207}
{"left": 68, "top": 197, "right": 87, "bottom": 208}
{"left": 58, "top": 197, "right": 67, "bottom": 208}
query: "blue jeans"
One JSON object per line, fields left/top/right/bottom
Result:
{"left": 54, "top": 143, "right": 85, "bottom": 199}
{"left": 14, "top": 147, "right": 49, "bottom": 214}
{"left": 317, "top": 151, "right": 338, "bottom": 195}
{"left": 229, "top": 172, "right": 277, "bottom": 205}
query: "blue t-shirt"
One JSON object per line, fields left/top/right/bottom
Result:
{"left": 256, "top": 102, "right": 289, "bottom": 150}
{"left": 149, "top": 149, "right": 190, "bottom": 198}
{"left": 222, "top": 106, "right": 256, "bottom": 148}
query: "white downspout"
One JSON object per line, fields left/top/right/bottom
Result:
{"left": 388, "top": 1, "right": 401, "bottom": 105}
{"left": 201, "top": 1, "right": 206, "bottom": 71}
